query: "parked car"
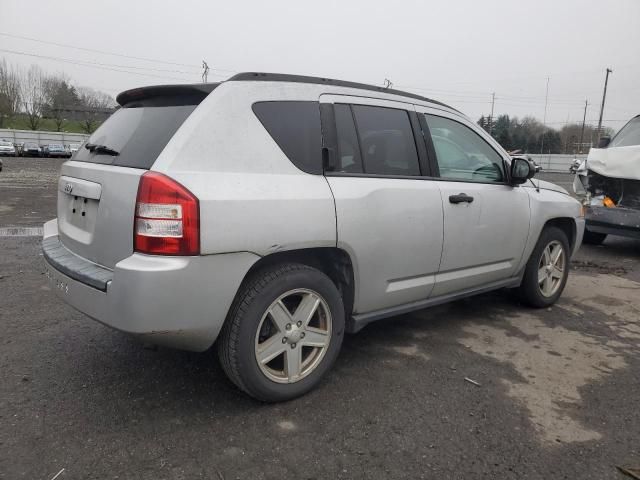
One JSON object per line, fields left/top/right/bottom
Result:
{"left": 44, "top": 144, "right": 71, "bottom": 158}
{"left": 14, "top": 142, "right": 24, "bottom": 156}
{"left": 22, "top": 142, "right": 42, "bottom": 157}
{"left": 574, "top": 115, "right": 640, "bottom": 244}
{"left": 0, "top": 139, "right": 16, "bottom": 157}
{"left": 42, "top": 73, "right": 584, "bottom": 402}
{"left": 68, "top": 143, "right": 81, "bottom": 155}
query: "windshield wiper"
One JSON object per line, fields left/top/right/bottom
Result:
{"left": 85, "top": 143, "right": 119, "bottom": 156}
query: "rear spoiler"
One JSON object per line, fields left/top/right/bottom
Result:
{"left": 116, "top": 83, "right": 219, "bottom": 107}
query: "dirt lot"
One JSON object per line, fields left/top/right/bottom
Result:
{"left": 1, "top": 157, "right": 639, "bottom": 479}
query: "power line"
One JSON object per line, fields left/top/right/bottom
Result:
{"left": 0, "top": 31, "right": 203, "bottom": 70}
{"left": 2, "top": 47, "right": 199, "bottom": 75}
{"left": 0, "top": 48, "right": 230, "bottom": 82}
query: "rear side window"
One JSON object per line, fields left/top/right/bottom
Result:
{"left": 351, "top": 105, "right": 420, "bottom": 176}
{"left": 610, "top": 116, "right": 640, "bottom": 148}
{"left": 74, "top": 103, "right": 198, "bottom": 169}
{"left": 334, "top": 104, "right": 364, "bottom": 173}
{"left": 253, "top": 101, "right": 322, "bottom": 174}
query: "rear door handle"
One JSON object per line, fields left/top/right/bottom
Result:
{"left": 449, "top": 193, "right": 474, "bottom": 204}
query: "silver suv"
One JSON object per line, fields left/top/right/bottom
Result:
{"left": 43, "top": 73, "right": 584, "bottom": 401}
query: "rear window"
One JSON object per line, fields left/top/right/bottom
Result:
{"left": 73, "top": 103, "right": 198, "bottom": 169}
{"left": 252, "top": 101, "right": 322, "bottom": 174}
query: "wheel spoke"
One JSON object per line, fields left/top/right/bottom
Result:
{"left": 551, "top": 245, "right": 563, "bottom": 266}
{"left": 542, "top": 276, "right": 552, "bottom": 296}
{"left": 269, "top": 300, "right": 293, "bottom": 332}
{"left": 538, "top": 267, "right": 547, "bottom": 284}
{"left": 551, "top": 266, "right": 564, "bottom": 279}
{"left": 293, "top": 293, "right": 320, "bottom": 326}
{"left": 301, "top": 327, "right": 330, "bottom": 348}
{"left": 256, "top": 336, "right": 286, "bottom": 365}
{"left": 285, "top": 346, "right": 302, "bottom": 381}
{"left": 542, "top": 247, "right": 551, "bottom": 265}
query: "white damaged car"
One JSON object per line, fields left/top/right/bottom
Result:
{"left": 574, "top": 115, "right": 640, "bottom": 244}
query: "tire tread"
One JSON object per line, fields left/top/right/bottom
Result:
{"left": 217, "top": 263, "right": 322, "bottom": 397}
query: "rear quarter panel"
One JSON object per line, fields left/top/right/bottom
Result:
{"left": 151, "top": 82, "right": 337, "bottom": 256}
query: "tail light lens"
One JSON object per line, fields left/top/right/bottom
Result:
{"left": 134, "top": 172, "right": 200, "bottom": 255}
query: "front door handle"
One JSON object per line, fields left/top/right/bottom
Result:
{"left": 449, "top": 193, "right": 474, "bottom": 204}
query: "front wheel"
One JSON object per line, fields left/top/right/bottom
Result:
{"left": 218, "top": 263, "right": 344, "bottom": 402}
{"left": 518, "top": 226, "right": 570, "bottom": 308}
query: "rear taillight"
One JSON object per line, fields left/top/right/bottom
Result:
{"left": 134, "top": 172, "right": 200, "bottom": 256}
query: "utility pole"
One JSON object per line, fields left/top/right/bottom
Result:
{"left": 579, "top": 99, "right": 588, "bottom": 153}
{"left": 201, "top": 60, "right": 210, "bottom": 83}
{"left": 597, "top": 68, "right": 613, "bottom": 141}
{"left": 540, "top": 76, "right": 550, "bottom": 154}
{"left": 488, "top": 92, "right": 495, "bottom": 135}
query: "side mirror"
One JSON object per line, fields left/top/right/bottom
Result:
{"left": 510, "top": 157, "right": 535, "bottom": 184}
{"left": 597, "top": 136, "right": 611, "bottom": 148}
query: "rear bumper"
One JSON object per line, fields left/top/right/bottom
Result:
{"left": 585, "top": 206, "right": 640, "bottom": 239}
{"left": 42, "top": 219, "right": 259, "bottom": 351}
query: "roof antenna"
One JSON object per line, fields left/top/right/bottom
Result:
{"left": 383, "top": 78, "right": 393, "bottom": 89}
{"left": 202, "top": 60, "right": 210, "bottom": 83}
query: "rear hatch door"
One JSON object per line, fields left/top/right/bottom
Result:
{"left": 57, "top": 84, "right": 216, "bottom": 269}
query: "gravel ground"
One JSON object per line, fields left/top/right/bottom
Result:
{"left": 1, "top": 157, "right": 639, "bottom": 479}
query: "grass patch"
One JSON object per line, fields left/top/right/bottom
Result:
{"left": 2, "top": 115, "right": 96, "bottom": 134}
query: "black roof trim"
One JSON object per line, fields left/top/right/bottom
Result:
{"left": 228, "top": 72, "right": 456, "bottom": 111}
{"left": 116, "top": 83, "right": 219, "bottom": 106}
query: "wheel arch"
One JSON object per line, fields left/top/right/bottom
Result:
{"left": 239, "top": 247, "right": 356, "bottom": 318}
{"left": 542, "top": 217, "right": 577, "bottom": 252}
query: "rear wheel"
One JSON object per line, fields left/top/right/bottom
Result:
{"left": 583, "top": 229, "right": 607, "bottom": 245}
{"left": 218, "top": 263, "right": 344, "bottom": 402}
{"left": 518, "top": 226, "right": 570, "bottom": 308}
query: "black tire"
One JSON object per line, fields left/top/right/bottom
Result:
{"left": 217, "top": 263, "right": 345, "bottom": 402}
{"left": 583, "top": 229, "right": 607, "bottom": 245}
{"left": 518, "top": 226, "right": 570, "bottom": 308}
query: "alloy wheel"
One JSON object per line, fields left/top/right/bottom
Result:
{"left": 254, "top": 288, "right": 332, "bottom": 384}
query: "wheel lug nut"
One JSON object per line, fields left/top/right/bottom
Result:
{"left": 301, "top": 332, "right": 305, "bottom": 338}
{"left": 296, "top": 321, "right": 302, "bottom": 327}
{"left": 282, "top": 337, "right": 287, "bottom": 344}
{"left": 290, "top": 343, "right": 296, "bottom": 349}
{"left": 285, "top": 323, "right": 291, "bottom": 330}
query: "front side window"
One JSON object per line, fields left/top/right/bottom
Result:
{"left": 252, "top": 101, "right": 322, "bottom": 174}
{"left": 610, "top": 116, "right": 640, "bottom": 148}
{"left": 350, "top": 105, "right": 421, "bottom": 176}
{"left": 424, "top": 114, "right": 505, "bottom": 183}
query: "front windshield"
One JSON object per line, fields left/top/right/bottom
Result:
{"left": 610, "top": 116, "right": 640, "bottom": 148}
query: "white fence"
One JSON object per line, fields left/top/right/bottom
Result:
{"left": 0, "top": 128, "right": 89, "bottom": 146}
{"left": 528, "top": 154, "right": 586, "bottom": 173}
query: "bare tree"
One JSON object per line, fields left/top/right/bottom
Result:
{"left": 76, "top": 86, "right": 116, "bottom": 134}
{"left": 19, "top": 65, "right": 47, "bottom": 130}
{"left": 0, "top": 59, "right": 21, "bottom": 128}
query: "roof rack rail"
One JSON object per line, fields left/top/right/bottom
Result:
{"left": 227, "top": 72, "right": 456, "bottom": 111}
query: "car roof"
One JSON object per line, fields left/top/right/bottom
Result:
{"left": 227, "top": 72, "right": 456, "bottom": 110}
{"left": 116, "top": 72, "right": 457, "bottom": 112}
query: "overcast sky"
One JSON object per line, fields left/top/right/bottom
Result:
{"left": 2, "top": 0, "right": 638, "bottom": 131}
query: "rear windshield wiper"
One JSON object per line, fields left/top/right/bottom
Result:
{"left": 85, "top": 143, "right": 119, "bottom": 156}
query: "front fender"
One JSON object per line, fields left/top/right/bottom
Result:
{"left": 517, "top": 188, "right": 583, "bottom": 273}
